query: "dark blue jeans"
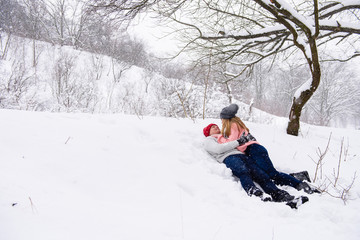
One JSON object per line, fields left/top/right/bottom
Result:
{"left": 223, "top": 154, "right": 280, "bottom": 195}
{"left": 245, "top": 144, "right": 301, "bottom": 188}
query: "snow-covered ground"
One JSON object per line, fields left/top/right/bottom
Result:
{"left": 1, "top": 109, "right": 359, "bottom": 240}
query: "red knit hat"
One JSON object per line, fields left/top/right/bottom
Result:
{"left": 203, "top": 123, "right": 218, "bottom": 137}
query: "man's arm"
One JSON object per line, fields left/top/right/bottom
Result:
{"left": 203, "top": 137, "right": 239, "bottom": 154}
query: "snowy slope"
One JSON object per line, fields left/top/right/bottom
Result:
{"left": 0, "top": 109, "right": 359, "bottom": 240}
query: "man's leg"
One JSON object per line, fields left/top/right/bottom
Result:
{"left": 245, "top": 144, "right": 301, "bottom": 188}
{"left": 223, "top": 154, "right": 261, "bottom": 196}
{"left": 245, "top": 161, "right": 295, "bottom": 202}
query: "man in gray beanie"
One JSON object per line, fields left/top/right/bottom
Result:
{"left": 220, "top": 103, "right": 239, "bottom": 119}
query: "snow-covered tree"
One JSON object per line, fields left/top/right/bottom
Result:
{"left": 90, "top": 0, "right": 360, "bottom": 136}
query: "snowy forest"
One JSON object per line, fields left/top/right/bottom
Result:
{"left": 1, "top": 0, "right": 360, "bottom": 133}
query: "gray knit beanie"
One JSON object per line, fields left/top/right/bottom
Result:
{"left": 220, "top": 104, "right": 239, "bottom": 119}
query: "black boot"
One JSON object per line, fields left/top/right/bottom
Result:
{"left": 296, "top": 182, "right": 321, "bottom": 194}
{"left": 271, "top": 189, "right": 295, "bottom": 202}
{"left": 286, "top": 196, "right": 309, "bottom": 209}
{"left": 247, "top": 186, "right": 263, "bottom": 197}
{"left": 290, "top": 171, "right": 311, "bottom": 182}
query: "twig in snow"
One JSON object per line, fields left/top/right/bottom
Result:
{"left": 29, "top": 197, "right": 38, "bottom": 214}
{"left": 65, "top": 136, "right": 71, "bottom": 144}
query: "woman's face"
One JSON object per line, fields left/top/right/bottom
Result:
{"left": 209, "top": 125, "right": 220, "bottom": 135}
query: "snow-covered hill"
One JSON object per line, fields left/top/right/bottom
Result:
{"left": 1, "top": 109, "right": 359, "bottom": 240}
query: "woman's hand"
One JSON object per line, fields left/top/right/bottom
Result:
{"left": 237, "top": 132, "right": 248, "bottom": 145}
{"left": 237, "top": 132, "right": 256, "bottom": 146}
{"left": 246, "top": 133, "right": 256, "bottom": 142}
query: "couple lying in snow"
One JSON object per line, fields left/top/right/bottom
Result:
{"left": 203, "top": 104, "right": 319, "bottom": 209}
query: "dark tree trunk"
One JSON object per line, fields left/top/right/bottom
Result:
{"left": 287, "top": 38, "right": 321, "bottom": 136}
{"left": 287, "top": 89, "right": 313, "bottom": 135}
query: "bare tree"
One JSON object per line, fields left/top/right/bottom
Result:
{"left": 90, "top": 0, "right": 360, "bottom": 136}
{"left": 0, "top": 0, "right": 25, "bottom": 34}
{"left": 62, "top": 0, "right": 86, "bottom": 48}
{"left": 88, "top": 0, "right": 159, "bottom": 24}
{"left": 306, "top": 62, "right": 360, "bottom": 126}
{"left": 0, "top": 58, "right": 36, "bottom": 109}
{"left": 44, "top": 0, "right": 71, "bottom": 46}
{"left": 142, "top": 69, "right": 154, "bottom": 94}
{"left": 21, "top": 0, "right": 48, "bottom": 66}
{"left": 53, "top": 52, "right": 76, "bottom": 108}
{"left": 0, "top": 33, "right": 11, "bottom": 60}
{"left": 106, "top": 58, "right": 131, "bottom": 110}
{"left": 264, "top": 62, "right": 308, "bottom": 117}
{"left": 52, "top": 51, "right": 99, "bottom": 112}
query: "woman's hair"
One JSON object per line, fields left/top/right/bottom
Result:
{"left": 221, "top": 116, "right": 249, "bottom": 137}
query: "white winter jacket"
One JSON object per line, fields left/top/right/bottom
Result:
{"left": 202, "top": 136, "right": 243, "bottom": 163}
